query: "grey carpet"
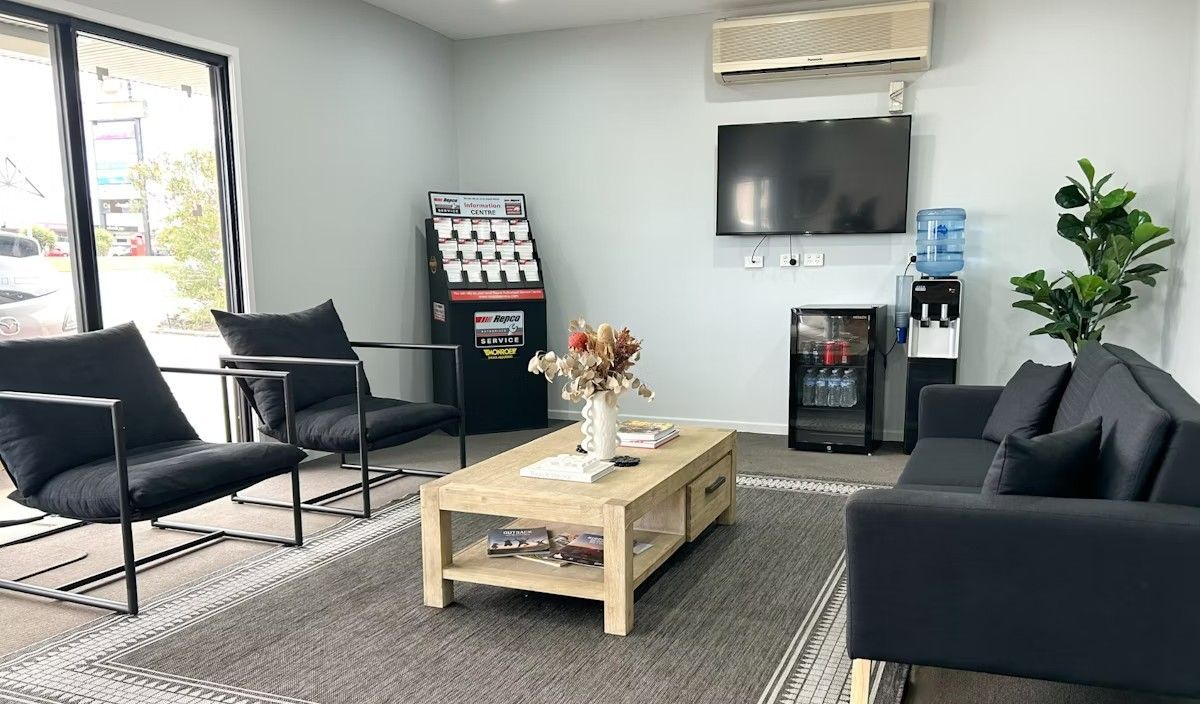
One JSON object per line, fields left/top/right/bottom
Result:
{"left": 111, "top": 482, "right": 894, "bottom": 704}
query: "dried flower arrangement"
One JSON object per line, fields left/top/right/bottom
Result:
{"left": 528, "top": 319, "right": 655, "bottom": 403}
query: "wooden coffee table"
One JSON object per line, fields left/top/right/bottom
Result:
{"left": 420, "top": 424, "right": 736, "bottom": 635}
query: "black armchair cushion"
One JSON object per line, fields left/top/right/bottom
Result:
{"left": 212, "top": 300, "right": 369, "bottom": 430}
{"left": 261, "top": 394, "right": 459, "bottom": 453}
{"left": 1053, "top": 341, "right": 1120, "bottom": 431}
{"left": 897, "top": 438, "right": 999, "bottom": 490}
{"left": 982, "top": 361, "right": 1071, "bottom": 443}
{"left": 0, "top": 323, "right": 198, "bottom": 496}
{"left": 1083, "top": 365, "right": 1172, "bottom": 500}
{"left": 982, "top": 418, "right": 1102, "bottom": 497}
{"left": 12, "top": 439, "right": 306, "bottom": 522}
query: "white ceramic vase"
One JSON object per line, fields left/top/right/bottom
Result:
{"left": 581, "top": 390, "right": 620, "bottom": 460}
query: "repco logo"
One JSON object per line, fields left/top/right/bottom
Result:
{"left": 475, "top": 314, "right": 521, "bottom": 324}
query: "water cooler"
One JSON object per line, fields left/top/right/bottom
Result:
{"left": 902, "top": 208, "right": 965, "bottom": 454}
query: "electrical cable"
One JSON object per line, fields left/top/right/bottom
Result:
{"left": 749, "top": 234, "right": 768, "bottom": 264}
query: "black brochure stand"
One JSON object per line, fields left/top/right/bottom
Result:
{"left": 425, "top": 192, "right": 548, "bottom": 434}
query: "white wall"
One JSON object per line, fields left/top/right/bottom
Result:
{"left": 453, "top": 0, "right": 1196, "bottom": 436}
{"left": 1164, "top": 4, "right": 1200, "bottom": 397}
{"left": 40, "top": 0, "right": 458, "bottom": 399}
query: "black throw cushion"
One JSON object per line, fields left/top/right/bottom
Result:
{"left": 261, "top": 393, "right": 460, "bottom": 452}
{"left": 1082, "top": 365, "right": 1172, "bottom": 500}
{"left": 982, "top": 360, "right": 1072, "bottom": 443}
{"left": 14, "top": 439, "right": 307, "bottom": 521}
{"left": 1053, "top": 341, "right": 1120, "bottom": 431}
{"left": 0, "top": 324, "right": 198, "bottom": 496}
{"left": 212, "top": 300, "right": 369, "bottom": 431}
{"left": 982, "top": 418, "right": 1102, "bottom": 497}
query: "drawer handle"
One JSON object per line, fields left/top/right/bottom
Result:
{"left": 704, "top": 475, "right": 727, "bottom": 495}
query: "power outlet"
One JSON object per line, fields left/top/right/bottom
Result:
{"left": 744, "top": 255, "right": 764, "bottom": 269}
{"left": 803, "top": 252, "right": 825, "bottom": 267}
{"left": 779, "top": 254, "right": 800, "bottom": 268}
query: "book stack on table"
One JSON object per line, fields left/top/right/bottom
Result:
{"left": 618, "top": 420, "right": 679, "bottom": 449}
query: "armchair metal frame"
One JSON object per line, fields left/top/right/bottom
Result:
{"left": 0, "top": 366, "right": 304, "bottom": 616}
{"left": 224, "top": 341, "right": 465, "bottom": 520}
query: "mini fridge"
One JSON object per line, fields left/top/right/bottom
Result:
{"left": 788, "top": 305, "right": 887, "bottom": 454}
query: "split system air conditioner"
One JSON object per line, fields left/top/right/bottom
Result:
{"left": 712, "top": 1, "right": 932, "bottom": 84}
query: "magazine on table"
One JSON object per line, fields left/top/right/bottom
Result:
{"left": 486, "top": 527, "right": 552, "bottom": 557}
{"left": 549, "top": 533, "right": 653, "bottom": 568}
{"left": 617, "top": 420, "right": 677, "bottom": 442}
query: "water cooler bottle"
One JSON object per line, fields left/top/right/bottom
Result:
{"left": 903, "top": 208, "right": 965, "bottom": 454}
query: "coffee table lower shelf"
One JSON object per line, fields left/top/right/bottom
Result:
{"left": 444, "top": 520, "right": 686, "bottom": 601}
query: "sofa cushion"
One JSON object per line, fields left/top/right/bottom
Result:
{"left": 13, "top": 439, "right": 306, "bottom": 521}
{"left": 1053, "top": 341, "right": 1120, "bottom": 431}
{"left": 1081, "top": 365, "right": 1172, "bottom": 500}
{"left": 213, "top": 300, "right": 368, "bottom": 431}
{"left": 0, "top": 324, "right": 198, "bottom": 496}
{"left": 897, "top": 438, "right": 1000, "bottom": 490}
{"left": 261, "top": 393, "right": 460, "bottom": 452}
{"left": 982, "top": 361, "right": 1072, "bottom": 443}
{"left": 1099, "top": 346, "right": 1200, "bottom": 506}
{"left": 982, "top": 418, "right": 1102, "bottom": 497}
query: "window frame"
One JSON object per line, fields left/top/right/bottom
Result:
{"left": 0, "top": 0, "right": 246, "bottom": 330}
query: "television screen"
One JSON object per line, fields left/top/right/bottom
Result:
{"left": 716, "top": 115, "right": 912, "bottom": 236}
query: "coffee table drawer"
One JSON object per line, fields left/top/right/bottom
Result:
{"left": 686, "top": 453, "right": 732, "bottom": 539}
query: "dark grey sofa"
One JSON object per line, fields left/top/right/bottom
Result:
{"left": 845, "top": 343, "right": 1200, "bottom": 698}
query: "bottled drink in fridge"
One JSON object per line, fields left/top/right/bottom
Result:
{"left": 802, "top": 369, "right": 816, "bottom": 406}
{"left": 815, "top": 369, "right": 829, "bottom": 407}
{"left": 843, "top": 369, "right": 858, "bottom": 407}
{"left": 832, "top": 369, "right": 847, "bottom": 407}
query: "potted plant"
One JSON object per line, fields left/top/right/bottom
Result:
{"left": 1011, "top": 158, "right": 1174, "bottom": 356}
{"left": 528, "top": 319, "right": 654, "bottom": 460}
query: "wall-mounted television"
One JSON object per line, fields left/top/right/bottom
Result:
{"left": 716, "top": 115, "right": 912, "bottom": 236}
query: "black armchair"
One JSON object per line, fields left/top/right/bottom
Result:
{"left": 213, "top": 301, "right": 466, "bottom": 519}
{"left": 0, "top": 324, "right": 307, "bottom": 615}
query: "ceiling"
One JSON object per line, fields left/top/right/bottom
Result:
{"left": 363, "top": 0, "right": 805, "bottom": 40}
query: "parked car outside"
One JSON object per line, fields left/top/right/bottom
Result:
{"left": 0, "top": 232, "right": 75, "bottom": 339}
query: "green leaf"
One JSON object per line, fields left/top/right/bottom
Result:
{"left": 1071, "top": 273, "right": 1110, "bottom": 302}
{"left": 1094, "top": 173, "right": 1113, "bottom": 191}
{"left": 1055, "top": 184, "right": 1088, "bottom": 209}
{"left": 1057, "top": 213, "right": 1087, "bottom": 242}
{"left": 1098, "top": 189, "right": 1128, "bottom": 210}
{"left": 1132, "top": 238, "right": 1176, "bottom": 260}
{"left": 1132, "top": 221, "right": 1170, "bottom": 247}
{"left": 1012, "top": 300, "right": 1057, "bottom": 320}
{"left": 1096, "top": 302, "right": 1132, "bottom": 321}
{"left": 1110, "top": 234, "right": 1133, "bottom": 262}
{"left": 1125, "top": 262, "right": 1167, "bottom": 277}
{"left": 1078, "top": 158, "right": 1095, "bottom": 184}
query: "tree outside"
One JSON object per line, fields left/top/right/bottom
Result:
{"left": 24, "top": 223, "right": 56, "bottom": 252}
{"left": 129, "top": 149, "right": 225, "bottom": 330}
{"left": 94, "top": 227, "right": 114, "bottom": 256}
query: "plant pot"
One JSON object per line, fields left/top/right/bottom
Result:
{"left": 581, "top": 390, "right": 620, "bottom": 461}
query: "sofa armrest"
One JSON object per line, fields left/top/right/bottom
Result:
{"left": 917, "top": 385, "right": 1003, "bottom": 440}
{"left": 844, "top": 488, "right": 1200, "bottom": 697}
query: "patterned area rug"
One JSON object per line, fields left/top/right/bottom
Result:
{"left": 0, "top": 476, "right": 905, "bottom": 704}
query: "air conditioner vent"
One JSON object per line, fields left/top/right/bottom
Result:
{"left": 713, "top": 2, "right": 932, "bottom": 83}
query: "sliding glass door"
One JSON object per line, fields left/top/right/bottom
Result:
{"left": 0, "top": 1, "right": 243, "bottom": 439}
{"left": 0, "top": 14, "right": 77, "bottom": 340}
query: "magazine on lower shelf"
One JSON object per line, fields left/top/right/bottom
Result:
{"left": 548, "top": 532, "right": 653, "bottom": 568}
{"left": 486, "top": 527, "right": 552, "bottom": 557}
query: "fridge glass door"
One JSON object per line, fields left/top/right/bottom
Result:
{"left": 792, "top": 311, "right": 871, "bottom": 445}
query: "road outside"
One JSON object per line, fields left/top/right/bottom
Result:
{"left": 53, "top": 256, "right": 232, "bottom": 441}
